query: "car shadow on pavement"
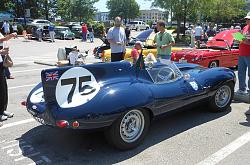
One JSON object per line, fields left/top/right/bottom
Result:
{"left": 18, "top": 106, "right": 231, "bottom": 164}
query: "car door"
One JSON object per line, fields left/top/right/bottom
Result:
{"left": 148, "top": 78, "right": 190, "bottom": 115}
{"left": 220, "top": 49, "right": 232, "bottom": 67}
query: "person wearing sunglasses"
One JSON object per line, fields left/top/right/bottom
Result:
{"left": 236, "top": 12, "right": 250, "bottom": 114}
{"left": 153, "top": 20, "right": 175, "bottom": 60}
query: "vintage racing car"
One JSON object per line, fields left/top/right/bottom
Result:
{"left": 25, "top": 59, "right": 235, "bottom": 150}
{"left": 172, "top": 29, "right": 240, "bottom": 68}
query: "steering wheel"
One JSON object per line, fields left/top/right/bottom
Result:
{"left": 156, "top": 67, "right": 176, "bottom": 83}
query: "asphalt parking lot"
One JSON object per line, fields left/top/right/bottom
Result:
{"left": 0, "top": 33, "right": 249, "bottom": 165}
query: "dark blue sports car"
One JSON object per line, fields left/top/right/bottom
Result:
{"left": 25, "top": 59, "right": 235, "bottom": 150}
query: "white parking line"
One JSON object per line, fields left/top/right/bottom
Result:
{"left": 0, "top": 119, "right": 35, "bottom": 130}
{"left": 8, "top": 84, "right": 37, "bottom": 90}
{"left": 197, "top": 131, "right": 250, "bottom": 165}
{"left": 11, "top": 68, "right": 50, "bottom": 74}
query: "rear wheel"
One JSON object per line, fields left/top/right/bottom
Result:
{"left": 209, "top": 82, "right": 234, "bottom": 112}
{"left": 105, "top": 109, "right": 150, "bottom": 150}
{"left": 209, "top": 61, "right": 219, "bottom": 68}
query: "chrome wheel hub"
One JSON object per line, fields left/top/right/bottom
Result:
{"left": 120, "top": 110, "right": 145, "bottom": 143}
{"left": 215, "top": 85, "right": 231, "bottom": 108}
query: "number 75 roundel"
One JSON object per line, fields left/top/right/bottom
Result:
{"left": 55, "top": 67, "right": 100, "bottom": 108}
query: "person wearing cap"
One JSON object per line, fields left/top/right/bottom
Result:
{"left": 153, "top": 20, "right": 175, "bottom": 60}
{"left": 236, "top": 12, "right": 250, "bottom": 98}
{"left": 107, "top": 16, "right": 126, "bottom": 62}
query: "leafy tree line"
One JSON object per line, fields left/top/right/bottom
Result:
{"left": 0, "top": 0, "right": 98, "bottom": 22}
{"left": 1, "top": 0, "right": 248, "bottom": 32}
{"left": 1, "top": 0, "right": 142, "bottom": 23}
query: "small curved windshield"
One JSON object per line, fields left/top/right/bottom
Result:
{"left": 146, "top": 59, "right": 183, "bottom": 84}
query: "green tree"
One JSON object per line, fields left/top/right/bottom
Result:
{"left": 202, "top": 0, "right": 246, "bottom": 23}
{"left": 106, "top": 0, "right": 140, "bottom": 23}
{"left": 57, "top": 0, "right": 98, "bottom": 22}
{"left": 0, "top": 1, "right": 15, "bottom": 12}
{"left": 150, "top": 0, "right": 247, "bottom": 39}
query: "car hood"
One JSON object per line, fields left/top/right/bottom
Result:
{"left": 173, "top": 48, "right": 221, "bottom": 59}
{"left": 206, "top": 29, "right": 240, "bottom": 48}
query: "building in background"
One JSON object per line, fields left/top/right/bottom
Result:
{"left": 137, "top": 9, "right": 167, "bottom": 23}
{"left": 94, "top": 12, "right": 111, "bottom": 22}
{"left": 246, "top": 0, "right": 250, "bottom": 9}
{"left": 94, "top": 9, "right": 167, "bottom": 24}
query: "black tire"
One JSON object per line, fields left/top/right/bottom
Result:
{"left": 209, "top": 82, "right": 234, "bottom": 112}
{"left": 209, "top": 61, "right": 219, "bottom": 68}
{"left": 105, "top": 109, "right": 150, "bottom": 150}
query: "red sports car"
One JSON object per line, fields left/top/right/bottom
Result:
{"left": 172, "top": 29, "right": 240, "bottom": 68}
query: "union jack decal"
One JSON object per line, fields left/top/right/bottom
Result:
{"left": 45, "top": 71, "right": 59, "bottom": 81}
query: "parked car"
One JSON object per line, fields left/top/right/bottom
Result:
{"left": 65, "top": 22, "right": 81, "bottom": 30}
{"left": 126, "top": 21, "right": 150, "bottom": 31}
{"left": 31, "top": 25, "right": 50, "bottom": 40}
{"left": 14, "top": 18, "right": 33, "bottom": 25}
{"left": 30, "top": 19, "right": 51, "bottom": 26}
{"left": 172, "top": 29, "right": 240, "bottom": 68}
{"left": 54, "top": 26, "right": 75, "bottom": 40}
{"left": 93, "top": 37, "right": 110, "bottom": 59}
{"left": 71, "top": 26, "right": 82, "bottom": 38}
{"left": 24, "top": 59, "right": 235, "bottom": 150}
{"left": 101, "top": 29, "right": 185, "bottom": 62}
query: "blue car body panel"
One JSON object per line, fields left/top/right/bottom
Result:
{"left": 26, "top": 61, "right": 235, "bottom": 129}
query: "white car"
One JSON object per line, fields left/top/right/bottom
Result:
{"left": 126, "top": 21, "right": 150, "bottom": 31}
{"left": 30, "top": 19, "right": 52, "bottom": 26}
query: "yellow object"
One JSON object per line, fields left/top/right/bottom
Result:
{"left": 102, "top": 47, "right": 184, "bottom": 62}
{"left": 102, "top": 29, "right": 184, "bottom": 62}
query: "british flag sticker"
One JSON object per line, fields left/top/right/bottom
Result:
{"left": 45, "top": 71, "right": 59, "bottom": 81}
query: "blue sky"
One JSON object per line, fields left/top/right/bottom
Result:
{"left": 94, "top": 0, "right": 154, "bottom": 12}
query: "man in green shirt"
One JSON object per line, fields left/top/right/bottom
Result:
{"left": 153, "top": 20, "right": 175, "bottom": 59}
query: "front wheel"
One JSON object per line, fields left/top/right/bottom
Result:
{"left": 209, "top": 82, "right": 234, "bottom": 112}
{"left": 105, "top": 109, "right": 150, "bottom": 150}
{"left": 209, "top": 61, "right": 218, "bottom": 68}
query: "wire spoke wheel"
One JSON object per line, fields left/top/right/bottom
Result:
{"left": 120, "top": 110, "right": 145, "bottom": 143}
{"left": 215, "top": 85, "right": 231, "bottom": 108}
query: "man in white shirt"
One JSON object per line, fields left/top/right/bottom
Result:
{"left": 194, "top": 23, "right": 203, "bottom": 47}
{"left": 194, "top": 23, "right": 203, "bottom": 41}
{"left": 107, "top": 16, "right": 126, "bottom": 62}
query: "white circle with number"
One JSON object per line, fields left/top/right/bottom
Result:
{"left": 30, "top": 87, "right": 44, "bottom": 103}
{"left": 55, "top": 67, "right": 100, "bottom": 108}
